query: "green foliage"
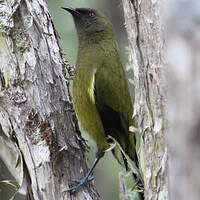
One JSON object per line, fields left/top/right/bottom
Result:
{"left": 119, "top": 172, "right": 143, "bottom": 200}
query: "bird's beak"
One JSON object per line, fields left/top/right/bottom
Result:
{"left": 61, "top": 6, "right": 81, "bottom": 17}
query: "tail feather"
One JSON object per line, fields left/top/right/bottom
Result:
{"left": 96, "top": 104, "right": 144, "bottom": 198}
{"left": 109, "top": 135, "right": 144, "bottom": 200}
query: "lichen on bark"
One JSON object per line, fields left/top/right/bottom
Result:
{"left": 0, "top": 0, "right": 100, "bottom": 199}
{"left": 121, "top": 0, "right": 168, "bottom": 199}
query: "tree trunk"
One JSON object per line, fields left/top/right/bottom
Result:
{"left": 166, "top": 0, "right": 200, "bottom": 199}
{"left": 121, "top": 0, "right": 168, "bottom": 199}
{"left": 0, "top": 0, "right": 100, "bottom": 199}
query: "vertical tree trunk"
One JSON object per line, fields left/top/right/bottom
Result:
{"left": 0, "top": 0, "right": 100, "bottom": 199}
{"left": 121, "top": 0, "right": 168, "bottom": 199}
{"left": 166, "top": 0, "right": 200, "bottom": 199}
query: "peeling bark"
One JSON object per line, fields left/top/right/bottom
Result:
{"left": 0, "top": 0, "right": 100, "bottom": 199}
{"left": 121, "top": 0, "right": 168, "bottom": 199}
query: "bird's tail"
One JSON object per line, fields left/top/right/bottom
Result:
{"left": 109, "top": 133, "right": 144, "bottom": 200}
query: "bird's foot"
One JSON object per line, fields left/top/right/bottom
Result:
{"left": 67, "top": 176, "right": 94, "bottom": 193}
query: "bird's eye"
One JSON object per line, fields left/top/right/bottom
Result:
{"left": 88, "top": 12, "right": 96, "bottom": 18}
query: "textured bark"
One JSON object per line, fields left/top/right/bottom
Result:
{"left": 166, "top": 0, "right": 200, "bottom": 199}
{"left": 0, "top": 0, "right": 100, "bottom": 199}
{"left": 121, "top": 0, "right": 168, "bottom": 199}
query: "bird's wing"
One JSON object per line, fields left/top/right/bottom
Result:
{"left": 94, "top": 41, "right": 133, "bottom": 116}
{"left": 94, "top": 41, "right": 135, "bottom": 164}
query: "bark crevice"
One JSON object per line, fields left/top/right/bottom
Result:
{"left": 121, "top": 0, "right": 168, "bottom": 199}
{"left": 0, "top": 0, "right": 100, "bottom": 199}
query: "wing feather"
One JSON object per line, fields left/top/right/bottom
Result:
{"left": 94, "top": 41, "right": 135, "bottom": 164}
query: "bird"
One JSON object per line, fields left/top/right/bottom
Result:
{"left": 62, "top": 6, "right": 143, "bottom": 198}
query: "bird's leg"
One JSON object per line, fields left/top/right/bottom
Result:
{"left": 67, "top": 147, "right": 105, "bottom": 193}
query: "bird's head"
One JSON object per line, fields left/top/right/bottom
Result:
{"left": 62, "top": 7, "right": 114, "bottom": 40}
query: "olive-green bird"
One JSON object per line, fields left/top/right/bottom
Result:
{"left": 62, "top": 6, "right": 142, "bottom": 197}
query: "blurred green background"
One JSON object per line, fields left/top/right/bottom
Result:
{"left": 0, "top": 0, "right": 129, "bottom": 200}
{"left": 48, "top": 0, "right": 128, "bottom": 66}
{"left": 48, "top": 1, "right": 130, "bottom": 199}
{"left": 47, "top": 1, "right": 128, "bottom": 200}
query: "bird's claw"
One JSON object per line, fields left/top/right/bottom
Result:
{"left": 67, "top": 176, "right": 94, "bottom": 193}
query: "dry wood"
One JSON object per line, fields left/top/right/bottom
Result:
{"left": 0, "top": 0, "right": 100, "bottom": 199}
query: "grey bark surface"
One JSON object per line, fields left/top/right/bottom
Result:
{"left": 166, "top": 0, "right": 200, "bottom": 199}
{"left": 0, "top": 0, "right": 100, "bottom": 199}
{"left": 121, "top": 0, "right": 168, "bottom": 199}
